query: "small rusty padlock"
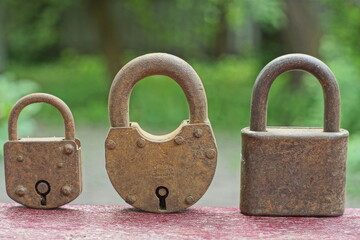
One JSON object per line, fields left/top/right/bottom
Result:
{"left": 4, "top": 93, "right": 82, "bottom": 209}
{"left": 240, "top": 54, "right": 348, "bottom": 216}
{"left": 105, "top": 53, "right": 217, "bottom": 213}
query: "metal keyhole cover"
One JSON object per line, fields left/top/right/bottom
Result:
{"left": 105, "top": 53, "right": 217, "bottom": 213}
{"left": 4, "top": 93, "right": 82, "bottom": 209}
{"left": 240, "top": 54, "right": 348, "bottom": 217}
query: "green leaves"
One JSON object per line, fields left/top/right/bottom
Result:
{"left": 247, "top": 0, "right": 285, "bottom": 32}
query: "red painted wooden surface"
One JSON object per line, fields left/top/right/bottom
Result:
{"left": 0, "top": 203, "right": 359, "bottom": 239}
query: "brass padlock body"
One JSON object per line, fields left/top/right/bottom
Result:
{"left": 4, "top": 138, "right": 82, "bottom": 209}
{"left": 106, "top": 122, "right": 216, "bottom": 213}
{"left": 241, "top": 127, "right": 348, "bottom": 216}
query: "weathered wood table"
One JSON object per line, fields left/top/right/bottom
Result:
{"left": 0, "top": 203, "right": 359, "bottom": 239}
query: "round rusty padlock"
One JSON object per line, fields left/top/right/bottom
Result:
{"left": 4, "top": 93, "right": 82, "bottom": 209}
{"left": 105, "top": 53, "right": 217, "bottom": 213}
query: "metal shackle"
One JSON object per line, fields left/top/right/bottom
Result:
{"left": 250, "top": 54, "right": 340, "bottom": 132}
{"left": 108, "top": 53, "right": 208, "bottom": 127}
{"left": 8, "top": 93, "right": 75, "bottom": 140}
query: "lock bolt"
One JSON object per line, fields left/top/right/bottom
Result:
{"left": 64, "top": 144, "right": 74, "bottom": 155}
{"left": 15, "top": 185, "right": 27, "bottom": 197}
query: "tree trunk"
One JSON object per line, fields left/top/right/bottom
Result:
{"left": 213, "top": 0, "right": 230, "bottom": 59}
{"left": 86, "top": 0, "right": 123, "bottom": 81}
{"left": 283, "top": 0, "right": 321, "bottom": 89}
{"left": 256, "top": 0, "right": 321, "bottom": 89}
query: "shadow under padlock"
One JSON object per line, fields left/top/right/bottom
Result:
{"left": 105, "top": 53, "right": 218, "bottom": 213}
{"left": 4, "top": 93, "right": 82, "bottom": 209}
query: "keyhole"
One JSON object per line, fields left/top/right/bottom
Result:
{"left": 35, "top": 180, "right": 51, "bottom": 206}
{"left": 155, "top": 186, "right": 169, "bottom": 210}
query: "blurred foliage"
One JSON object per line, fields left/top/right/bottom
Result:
{"left": 2, "top": 0, "right": 73, "bottom": 62}
{"left": 247, "top": 0, "right": 285, "bottom": 31}
{"left": 8, "top": 55, "right": 257, "bottom": 134}
{"left": 0, "top": 0, "right": 360, "bottom": 199}
{"left": 347, "top": 135, "right": 360, "bottom": 202}
{"left": 8, "top": 54, "right": 109, "bottom": 125}
{"left": 7, "top": 52, "right": 360, "bottom": 134}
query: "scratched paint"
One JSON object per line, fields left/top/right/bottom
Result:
{"left": 0, "top": 203, "right": 359, "bottom": 239}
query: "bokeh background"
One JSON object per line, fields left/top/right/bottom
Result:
{"left": 0, "top": 0, "right": 359, "bottom": 207}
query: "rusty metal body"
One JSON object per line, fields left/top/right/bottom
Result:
{"left": 240, "top": 54, "right": 348, "bottom": 216}
{"left": 105, "top": 53, "right": 217, "bottom": 213}
{"left": 4, "top": 93, "right": 82, "bottom": 209}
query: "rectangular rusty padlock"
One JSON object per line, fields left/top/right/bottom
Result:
{"left": 4, "top": 93, "right": 82, "bottom": 209}
{"left": 240, "top": 54, "right": 348, "bottom": 217}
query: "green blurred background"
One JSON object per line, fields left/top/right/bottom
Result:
{"left": 0, "top": 0, "right": 359, "bottom": 204}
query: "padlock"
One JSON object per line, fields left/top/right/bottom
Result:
{"left": 4, "top": 93, "right": 82, "bottom": 209}
{"left": 105, "top": 53, "right": 217, "bottom": 213}
{"left": 240, "top": 54, "right": 348, "bottom": 216}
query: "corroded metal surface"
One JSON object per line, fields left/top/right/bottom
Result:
{"left": 4, "top": 93, "right": 82, "bottom": 209}
{"left": 106, "top": 122, "right": 217, "bottom": 213}
{"left": 241, "top": 128, "right": 348, "bottom": 216}
{"left": 106, "top": 53, "right": 217, "bottom": 213}
{"left": 1, "top": 203, "right": 360, "bottom": 240}
{"left": 241, "top": 54, "right": 349, "bottom": 216}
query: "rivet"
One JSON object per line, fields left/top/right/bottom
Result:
{"left": 126, "top": 195, "right": 137, "bottom": 204}
{"left": 15, "top": 185, "right": 26, "bottom": 197}
{"left": 193, "top": 128, "right": 203, "bottom": 138}
{"left": 174, "top": 136, "right": 185, "bottom": 145}
{"left": 106, "top": 140, "right": 116, "bottom": 150}
{"left": 64, "top": 144, "right": 74, "bottom": 155}
{"left": 137, "top": 138, "right": 146, "bottom": 148}
{"left": 205, "top": 149, "right": 216, "bottom": 159}
{"left": 61, "top": 185, "right": 72, "bottom": 196}
{"left": 185, "top": 195, "right": 195, "bottom": 205}
{"left": 16, "top": 155, "right": 24, "bottom": 162}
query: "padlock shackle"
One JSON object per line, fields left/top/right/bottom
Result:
{"left": 8, "top": 93, "right": 75, "bottom": 140}
{"left": 250, "top": 54, "right": 340, "bottom": 132}
{"left": 108, "top": 53, "right": 208, "bottom": 127}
